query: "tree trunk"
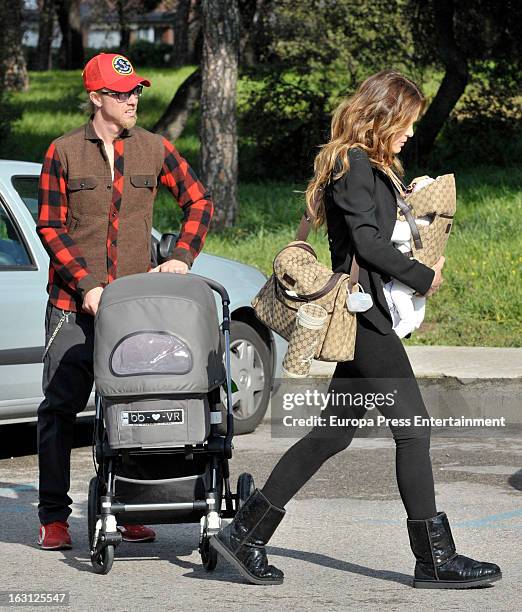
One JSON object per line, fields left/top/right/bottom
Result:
{"left": 153, "top": 2, "right": 203, "bottom": 142}
{"left": 35, "top": 0, "right": 55, "bottom": 71}
{"left": 153, "top": 69, "right": 201, "bottom": 140}
{"left": 0, "top": 0, "right": 22, "bottom": 145}
{"left": 56, "top": 0, "right": 84, "bottom": 69}
{"left": 172, "top": 0, "right": 191, "bottom": 66}
{"left": 2, "top": 0, "right": 29, "bottom": 91}
{"left": 187, "top": 0, "right": 203, "bottom": 64}
{"left": 118, "top": 0, "right": 131, "bottom": 55}
{"left": 191, "top": 23, "right": 203, "bottom": 64}
{"left": 403, "top": 0, "right": 469, "bottom": 167}
{"left": 200, "top": 0, "right": 240, "bottom": 230}
{"left": 238, "top": 0, "right": 265, "bottom": 64}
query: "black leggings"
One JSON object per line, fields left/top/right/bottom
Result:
{"left": 262, "top": 316, "right": 437, "bottom": 520}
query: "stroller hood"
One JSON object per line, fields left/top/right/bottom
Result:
{"left": 94, "top": 273, "right": 225, "bottom": 397}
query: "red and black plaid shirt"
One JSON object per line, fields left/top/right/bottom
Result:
{"left": 37, "top": 126, "right": 213, "bottom": 312}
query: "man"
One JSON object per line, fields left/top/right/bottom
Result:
{"left": 36, "top": 53, "right": 213, "bottom": 549}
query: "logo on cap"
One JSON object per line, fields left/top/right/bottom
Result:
{"left": 112, "top": 56, "right": 134, "bottom": 76}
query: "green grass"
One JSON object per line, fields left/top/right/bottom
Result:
{"left": 406, "top": 170, "right": 522, "bottom": 346}
{"left": 5, "top": 68, "right": 522, "bottom": 347}
{"left": 154, "top": 173, "right": 522, "bottom": 348}
{"left": 5, "top": 67, "right": 199, "bottom": 165}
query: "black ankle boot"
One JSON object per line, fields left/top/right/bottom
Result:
{"left": 407, "top": 512, "right": 502, "bottom": 589}
{"left": 210, "top": 489, "right": 285, "bottom": 585}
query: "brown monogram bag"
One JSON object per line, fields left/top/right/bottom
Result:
{"left": 251, "top": 214, "right": 360, "bottom": 362}
{"left": 396, "top": 174, "right": 456, "bottom": 268}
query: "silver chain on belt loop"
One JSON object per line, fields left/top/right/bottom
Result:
{"left": 42, "top": 310, "right": 70, "bottom": 359}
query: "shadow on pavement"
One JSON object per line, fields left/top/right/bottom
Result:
{"left": 184, "top": 544, "right": 412, "bottom": 586}
{"left": 508, "top": 469, "right": 522, "bottom": 491}
{"left": 0, "top": 485, "right": 206, "bottom": 575}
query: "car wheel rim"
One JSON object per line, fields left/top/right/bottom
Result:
{"left": 222, "top": 338, "right": 265, "bottom": 420}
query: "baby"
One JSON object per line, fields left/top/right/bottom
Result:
{"left": 383, "top": 177, "right": 434, "bottom": 339}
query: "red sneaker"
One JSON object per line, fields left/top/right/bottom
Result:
{"left": 117, "top": 524, "right": 156, "bottom": 543}
{"left": 38, "top": 521, "right": 72, "bottom": 550}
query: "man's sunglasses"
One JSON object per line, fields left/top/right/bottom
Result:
{"left": 100, "top": 85, "right": 143, "bottom": 102}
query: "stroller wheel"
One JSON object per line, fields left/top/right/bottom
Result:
{"left": 237, "top": 473, "right": 255, "bottom": 509}
{"left": 91, "top": 544, "right": 115, "bottom": 575}
{"left": 200, "top": 535, "right": 218, "bottom": 571}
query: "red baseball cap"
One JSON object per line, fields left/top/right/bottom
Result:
{"left": 82, "top": 53, "right": 151, "bottom": 92}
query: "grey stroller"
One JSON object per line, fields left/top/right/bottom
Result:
{"left": 88, "top": 272, "right": 254, "bottom": 574}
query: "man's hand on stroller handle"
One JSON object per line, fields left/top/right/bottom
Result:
{"left": 149, "top": 259, "right": 189, "bottom": 275}
{"left": 81, "top": 261, "right": 189, "bottom": 316}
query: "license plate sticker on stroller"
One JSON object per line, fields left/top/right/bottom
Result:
{"left": 120, "top": 409, "right": 184, "bottom": 426}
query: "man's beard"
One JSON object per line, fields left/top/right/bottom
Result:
{"left": 119, "top": 113, "right": 137, "bottom": 130}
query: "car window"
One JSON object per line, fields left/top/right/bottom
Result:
{"left": 0, "top": 200, "right": 32, "bottom": 268}
{"left": 12, "top": 176, "right": 39, "bottom": 223}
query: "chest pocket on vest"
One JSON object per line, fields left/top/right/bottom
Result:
{"left": 130, "top": 175, "right": 157, "bottom": 189}
{"left": 67, "top": 176, "right": 98, "bottom": 191}
{"left": 67, "top": 176, "right": 108, "bottom": 218}
{"left": 125, "top": 174, "right": 157, "bottom": 215}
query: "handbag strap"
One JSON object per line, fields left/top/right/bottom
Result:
{"left": 295, "top": 210, "right": 360, "bottom": 293}
{"left": 295, "top": 210, "right": 313, "bottom": 242}
{"left": 395, "top": 190, "right": 423, "bottom": 250}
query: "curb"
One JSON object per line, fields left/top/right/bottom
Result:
{"left": 265, "top": 346, "right": 522, "bottom": 424}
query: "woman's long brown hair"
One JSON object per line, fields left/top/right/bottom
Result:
{"left": 305, "top": 70, "right": 426, "bottom": 228}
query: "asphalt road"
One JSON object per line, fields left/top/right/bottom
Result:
{"left": 0, "top": 421, "right": 521, "bottom": 611}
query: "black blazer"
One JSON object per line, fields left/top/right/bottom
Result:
{"left": 324, "top": 148, "right": 435, "bottom": 335}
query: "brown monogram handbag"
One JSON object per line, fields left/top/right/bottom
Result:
{"left": 251, "top": 213, "right": 360, "bottom": 362}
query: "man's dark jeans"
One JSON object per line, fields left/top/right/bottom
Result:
{"left": 37, "top": 302, "right": 94, "bottom": 525}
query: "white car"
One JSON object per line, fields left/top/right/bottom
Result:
{"left": 0, "top": 160, "right": 285, "bottom": 433}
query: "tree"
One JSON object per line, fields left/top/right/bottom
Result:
{"left": 153, "top": 69, "right": 201, "bottom": 140}
{"left": 403, "top": 1, "right": 469, "bottom": 166}
{"left": 153, "top": 0, "right": 266, "bottom": 142}
{"left": 116, "top": 0, "right": 132, "bottom": 54}
{"left": 92, "top": 1, "right": 163, "bottom": 56}
{"left": 238, "top": 0, "right": 269, "bottom": 64}
{"left": 1, "top": 0, "right": 29, "bottom": 91}
{"left": 55, "top": 0, "right": 84, "bottom": 69}
{"left": 200, "top": 0, "right": 240, "bottom": 229}
{"left": 253, "top": 0, "right": 413, "bottom": 82}
{"left": 237, "top": 0, "right": 415, "bottom": 179}
{"left": 0, "top": 1, "right": 23, "bottom": 145}
{"left": 172, "top": 0, "right": 191, "bottom": 65}
{"left": 403, "top": 0, "right": 522, "bottom": 166}
{"left": 35, "top": 0, "right": 56, "bottom": 71}
{"left": 238, "top": 0, "right": 522, "bottom": 176}
{"left": 152, "top": 0, "right": 202, "bottom": 136}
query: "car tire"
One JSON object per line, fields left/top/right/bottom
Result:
{"left": 219, "top": 320, "right": 272, "bottom": 435}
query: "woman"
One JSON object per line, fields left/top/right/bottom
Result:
{"left": 211, "top": 70, "right": 502, "bottom": 589}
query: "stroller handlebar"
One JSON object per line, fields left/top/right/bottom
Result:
{"left": 190, "top": 274, "right": 230, "bottom": 305}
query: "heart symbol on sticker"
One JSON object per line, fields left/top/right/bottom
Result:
{"left": 152, "top": 413, "right": 161, "bottom": 421}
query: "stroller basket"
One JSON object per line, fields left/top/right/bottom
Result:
{"left": 110, "top": 451, "right": 218, "bottom": 525}
{"left": 102, "top": 395, "right": 216, "bottom": 449}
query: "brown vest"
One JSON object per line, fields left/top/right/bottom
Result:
{"left": 53, "top": 121, "right": 164, "bottom": 284}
